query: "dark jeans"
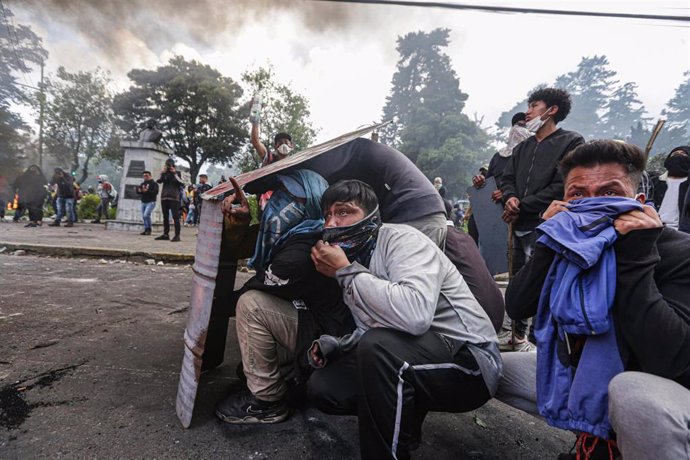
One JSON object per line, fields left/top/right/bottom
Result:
{"left": 161, "top": 200, "right": 180, "bottom": 237}
{"left": 308, "top": 329, "right": 491, "bottom": 460}
{"left": 510, "top": 231, "right": 538, "bottom": 340}
{"left": 96, "top": 197, "right": 110, "bottom": 221}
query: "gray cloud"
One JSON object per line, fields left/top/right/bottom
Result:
{"left": 10, "top": 0, "right": 378, "bottom": 60}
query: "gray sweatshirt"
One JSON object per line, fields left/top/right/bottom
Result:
{"left": 319, "top": 223, "right": 502, "bottom": 395}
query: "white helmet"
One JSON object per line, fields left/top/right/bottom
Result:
{"left": 97, "top": 175, "right": 108, "bottom": 182}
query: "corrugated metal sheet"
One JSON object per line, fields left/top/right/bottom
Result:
{"left": 202, "top": 121, "right": 389, "bottom": 199}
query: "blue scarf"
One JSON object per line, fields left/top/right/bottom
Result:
{"left": 535, "top": 196, "right": 643, "bottom": 439}
{"left": 248, "top": 169, "right": 328, "bottom": 270}
{"left": 322, "top": 206, "right": 381, "bottom": 267}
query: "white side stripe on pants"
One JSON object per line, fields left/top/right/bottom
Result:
{"left": 390, "top": 362, "right": 481, "bottom": 459}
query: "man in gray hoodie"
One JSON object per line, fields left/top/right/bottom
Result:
{"left": 308, "top": 179, "right": 501, "bottom": 460}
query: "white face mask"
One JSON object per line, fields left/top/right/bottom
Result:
{"left": 525, "top": 107, "right": 553, "bottom": 133}
{"left": 277, "top": 144, "right": 292, "bottom": 156}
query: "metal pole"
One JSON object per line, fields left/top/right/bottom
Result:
{"left": 38, "top": 61, "right": 45, "bottom": 170}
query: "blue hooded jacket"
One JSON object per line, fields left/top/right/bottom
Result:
{"left": 534, "top": 197, "right": 643, "bottom": 439}
{"left": 248, "top": 169, "right": 328, "bottom": 271}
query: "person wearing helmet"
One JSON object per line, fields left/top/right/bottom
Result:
{"left": 92, "top": 174, "right": 114, "bottom": 224}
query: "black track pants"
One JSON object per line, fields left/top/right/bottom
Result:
{"left": 308, "top": 328, "right": 491, "bottom": 460}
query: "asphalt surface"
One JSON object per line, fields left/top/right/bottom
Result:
{"left": 0, "top": 251, "right": 573, "bottom": 459}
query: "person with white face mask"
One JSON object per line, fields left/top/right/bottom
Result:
{"left": 498, "top": 88, "right": 584, "bottom": 352}
{"left": 249, "top": 99, "right": 295, "bottom": 167}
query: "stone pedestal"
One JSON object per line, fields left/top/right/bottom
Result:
{"left": 107, "top": 140, "right": 174, "bottom": 232}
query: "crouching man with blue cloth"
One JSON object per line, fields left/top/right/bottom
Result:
{"left": 496, "top": 140, "right": 690, "bottom": 460}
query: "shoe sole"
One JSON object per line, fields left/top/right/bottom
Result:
{"left": 215, "top": 409, "right": 288, "bottom": 425}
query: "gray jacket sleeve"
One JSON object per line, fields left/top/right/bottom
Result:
{"left": 334, "top": 228, "right": 442, "bottom": 336}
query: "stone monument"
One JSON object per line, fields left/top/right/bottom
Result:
{"left": 106, "top": 138, "right": 174, "bottom": 232}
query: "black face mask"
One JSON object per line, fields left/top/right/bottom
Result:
{"left": 664, "top": 155, "right": 690, "bottom": 177}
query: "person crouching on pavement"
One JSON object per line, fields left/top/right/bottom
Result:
{"left": 495, "top": 140, "right": 690, "bottom": 459}
{"left": 307, "top": 180, "right": 502, "bottom": 460}
{"left": 215, "top": 170, "right": 355, "bottom": 425}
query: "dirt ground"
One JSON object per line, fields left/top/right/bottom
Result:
{"left": 0, "top": 253, "right": 572, "bottom": 459}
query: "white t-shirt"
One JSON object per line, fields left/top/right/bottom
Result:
{"left": 658, "top": 177, "right": 688, "bottom": 229}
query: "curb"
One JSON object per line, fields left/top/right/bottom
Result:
{"left": 0, "top": 241, "right": 195, "bottom": 264}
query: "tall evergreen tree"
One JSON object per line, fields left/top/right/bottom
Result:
{"left": 380, "top": 28, "right": 490, "bottom": 196}
{"left": 603, "top": 81, "right": 649, "bottom": 140}
{"left": 555, "top": 55, "right": 617, "bottom": 139}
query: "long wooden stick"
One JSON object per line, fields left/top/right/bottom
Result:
{"left": 644, "top": 119, "right": 666, "bottom": 166}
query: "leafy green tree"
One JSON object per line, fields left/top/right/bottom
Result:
{"left": 113, "top": 56, "right": 247, "bottom": 181}
{"left": 42, "top": 67, "right": 115, "bottom": 184}
{"left": 380, "top": 28, "right": 490, "bottom": 196}
{"left": 236, "top": 65, "right": 318, "bottom": 173}
{"left": 0, "top": 6, "right": 48, "bottom": 179}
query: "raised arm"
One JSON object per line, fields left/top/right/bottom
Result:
{"left": 250, "top": 122, "right": 268, "bottom": 162}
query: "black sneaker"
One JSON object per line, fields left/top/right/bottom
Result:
{"left": 154, "top": 234, "right": 169, "bottom": 240}
{"left": 215, "top": 391, "right": 288, "bottom": 424}
{"left": 140, "top": 229, "right": 151, "bottom": 235}
{"left": 171, "top": 235, "right": 180, "bottom": 242}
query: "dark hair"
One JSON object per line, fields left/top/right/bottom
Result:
{"left": 321, "top": 180, "right": 379, "bottom": 215}
{"left": 560, "top": 140, "right": 645, "bottom": 190}
{"left": 143, "top": 170, "right": 151, "bottom": 175}
{"left": 274, "top": 132, "right": 292, "bottom": 146}
{"left": 199, "top": 174, "right": 208, "bottom": 178}
{"left": 528, "top": 88, "right": 572, "bottom": 123}
{"left": 511, "top": 112, "right": 526, "bottom": 125}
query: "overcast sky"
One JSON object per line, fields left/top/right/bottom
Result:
{"left": 9, "top": 0, "right": 690, "bottom": 145}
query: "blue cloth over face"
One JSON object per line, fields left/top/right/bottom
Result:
{"left": 534, "top": 196, "right": 643, "bottom": 439}
{"left": 248, "top": 169, "right": 328, "bottom": 271}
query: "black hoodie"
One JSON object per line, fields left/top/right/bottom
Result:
{"left": 501, "top": 128, "right": 584, "bottom": 231}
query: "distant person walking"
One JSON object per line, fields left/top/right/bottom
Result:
{"left": 194, "top": 174, "right": 212, "bottom": 225}
{"left": 136, "top": 170, "right": 159, "bottom": 235}
{"left": 48, "top": 168, "right": 75, "bottom": 227}
{"left": 13, "top": 165, "right": 48, "bottom": 228}
{"left": 155, "top": 158, "right": 183, "bottom": 242}
{"left": 92, "top": 175, "right": 114, "bottom": 224}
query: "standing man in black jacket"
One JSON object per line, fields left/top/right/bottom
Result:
{"left": 48, "top": 168, "right": 76, "bottom": 228}
{"left": 496, "top": 140, "right": 690, "bottom": 460}
{"left": 500, "top": 88, "right": 584, "bottom": 350}
{"left": 136, "top": 170, "right": 159, "bottom": 236}
{"left": 155, "top": 159, "right": 184, "bottom": 242}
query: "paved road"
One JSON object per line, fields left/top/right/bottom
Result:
{"left": 0, "top": 253, "right": 572, "bottom": 459}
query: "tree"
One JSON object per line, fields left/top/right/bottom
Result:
{"left": 657, "top": 70, "right": 690, "bottom": 154}
{"left": 236, "top": 65, "right": 318, "bottom": 172}
{"left": 0, "top": 6, "right": 48, "bottom": 180}
{"left": 553, "top": 55, "right": 618, "bottom": 139}
{"left": 602, "top": 81, "right": 649, "bottom": 140}
{"left": 380, "top": 28, "right": 491, "bottom": 196}
{"left": 42, "top": 67, "right": 115, "bottom": 184}
{"left": 113, "top": 56, "right": 247, "bottom": 181}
